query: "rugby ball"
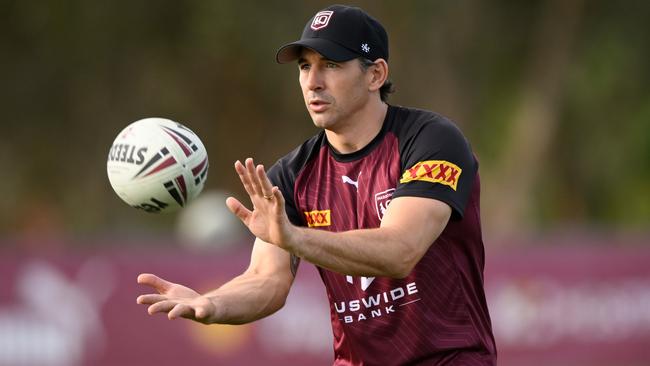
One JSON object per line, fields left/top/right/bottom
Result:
{"left": 107, "top": 118, "right": 209, "bottom": 213}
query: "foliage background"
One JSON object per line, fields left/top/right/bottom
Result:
{"left": 0, "top": 0, "right": 648, "bottom": 245}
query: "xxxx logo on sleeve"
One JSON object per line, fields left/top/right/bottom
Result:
{"left": 400, "top": 160, "right": 462, "bottom": 191}
{"left": 304, "top": 209, "right": 331, "bottom": 227}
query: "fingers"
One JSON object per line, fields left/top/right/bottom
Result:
{"left": 136, "top": 294, "right": 167, "bottom": 305}
{"left": 146, "top": 300, "right": 195, "bottom": 320}
{"left": 136, "top": 274, "right": 213, "bottom": 323}
{"left": 243, "top": 158, "right": 262, "bottom": 196}
{"left": 244, "top": 158, "right": 260, "bottom": 195}
{"left": 145, "top": 299, "right": 178, "bottom": 314}
{"left": 168, "top": 303, "right": 194, "bottom": 320}
{"left": 235, "top": 158, "right": 279, "bottom": 202}
{"left": 193, "top": 306, "right": 209, "bottom": 320}
{"left": 226, "top": 196, "right": 251, "bottom": 223}
{"left": 235, "top": 160, "right": 257, "bottom": 197}
{"left": 272, "top": 186, "right": 285, "bottom": 210}
{"left": 139, "top": 296, "right": 208, "bottom": 321}
{"left": 256, "top": 164, "right": 276, "bottom": 199}
{"left": 168, "top": 304, "right": 211, "bottom": 323}
{"left": 137, "top": 273, "right": 173, "bottom": 293}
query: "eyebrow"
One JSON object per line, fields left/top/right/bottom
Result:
{"left": 297, "top": 55, "right": 333, "bottom": 64}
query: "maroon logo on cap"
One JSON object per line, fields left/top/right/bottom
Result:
{"left": 311, "top": 10, "right": 333, "bottom": 31}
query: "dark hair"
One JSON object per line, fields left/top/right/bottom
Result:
{"left": 358, "top": 57, "right": 395, "bottom": 102}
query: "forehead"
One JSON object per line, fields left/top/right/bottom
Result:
{"left": 298, "top": 47, "right": 327, "bottom": 61}
{"left": 298, "top": 48, "right": 358, "bottom": 66}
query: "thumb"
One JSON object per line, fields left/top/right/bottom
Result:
{"left": 226, "top": 197, "right": 252, "bottom": 223}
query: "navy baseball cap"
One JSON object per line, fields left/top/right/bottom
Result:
{"left": 276, "top": 5, "right": 389, "bottom": 64}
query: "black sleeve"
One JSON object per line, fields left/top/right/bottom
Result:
{"left": 266, "top": 132, "right": 325, "bottom": 227}
{"left": 267, "top": 159, "right": 303, "bottom": 227}
{"left": 266, "top": 134, "right": 324, "bottom": 278}
{"left": 267, "top": 160, "right": 302, "bottom": 277}
{"left": 393, "top": 115, "right": 477, "bottom": 220}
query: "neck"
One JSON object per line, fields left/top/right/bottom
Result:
{"left": 325, "top": 99, "right": 388, "bottom": 154}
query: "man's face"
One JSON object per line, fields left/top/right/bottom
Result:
{"left": 297, "top": 48, "right": 370, "bottom": 131}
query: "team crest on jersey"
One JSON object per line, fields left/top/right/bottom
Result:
{"left": 374, "top": 188, "right": 395, "bottom": 221}
{"left": 311, "top": 10, "right": 333, "bottom": 30}
{"left": 400, "top": 160, "right": 462, "bottom": 191}
{"left": 304, "top": 209, "right": 331, "bottom": 227}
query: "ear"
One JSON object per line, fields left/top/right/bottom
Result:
{"left": 367, "top": 59, "right": 389, "bottom": 93}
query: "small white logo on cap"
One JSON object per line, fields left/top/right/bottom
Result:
{"left": 361, "top": 43, "right": 370, "bottom": 53}
{"left": 311, "top": 10, "right": 333, "bottom": 30}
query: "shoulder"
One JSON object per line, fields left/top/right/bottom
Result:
{"left": 390, "top": 106, "right": 478, "bottom": 220}
{"left": 388, "top": 105, "right": 471, "bottom": 155}
{"left": 392, "top": 105, "right": 465, "bottom": 136}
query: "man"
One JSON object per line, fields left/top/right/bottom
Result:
{"left": 137, "top": 4, "right": 497, "bottom": 365}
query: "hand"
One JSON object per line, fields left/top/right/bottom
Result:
{"left": 226, "top": 158, "right": 296, "bottom": 249}
{"left": 136, "top": 273, "right": 216, "bottom": 324}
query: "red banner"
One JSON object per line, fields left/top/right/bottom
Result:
{"left": 1, "top": 238, "right": 649, "bottom": 365}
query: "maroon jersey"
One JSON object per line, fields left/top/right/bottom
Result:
{"left": 268, "top": 105, "right": 496, "bottom": 365}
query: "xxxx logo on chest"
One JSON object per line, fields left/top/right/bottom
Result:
{"left": 304, "top": 209, "right": 331, "bottom": 227}
{"left": 400, "top": 160, "right": 462, "bottom": 190}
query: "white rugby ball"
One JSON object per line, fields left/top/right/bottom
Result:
{"left": 107, "top": 118, "right": 209, "bottom": 213}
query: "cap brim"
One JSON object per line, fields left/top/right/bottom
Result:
{"left": 276, "top": 38, "right": 359, "bottom": 64}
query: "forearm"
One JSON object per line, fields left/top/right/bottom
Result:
{"left": 287, "top": 226, "right": 418, "bottom": 278}
{"left": 281, "top": 197, "right": 451, "bottom": 279}
{"left": 204, "top": 271, "right": 290, "bottom": 325}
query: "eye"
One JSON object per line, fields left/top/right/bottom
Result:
{"left": 299, "top": 63, "right": 310, "bottom": 71}
{"left": 326, "top": 62, "right": 339, "bottom": 68}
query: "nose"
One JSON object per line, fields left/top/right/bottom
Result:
{"left": 304, "top": 67, "right": 324, "bottom": 92}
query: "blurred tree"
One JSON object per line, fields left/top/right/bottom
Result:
{"left": 484, "top": 0, "right": 585, "bottom": 237}
{"left": 0, "top": 0, "right": 647, "bottom": 243}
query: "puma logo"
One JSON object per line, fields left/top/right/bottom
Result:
{"left": 342, "top": 174, "right": 360, "bottom": 190}
{"left": 346, "top": 275, "right": 376, "bottom": 291}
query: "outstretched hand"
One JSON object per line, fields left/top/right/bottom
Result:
{"left": 136, "top": 273, "right": 216, "bottom": 324}
{"left": 226, "top": 158, "right": 296, "bottom": 249}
